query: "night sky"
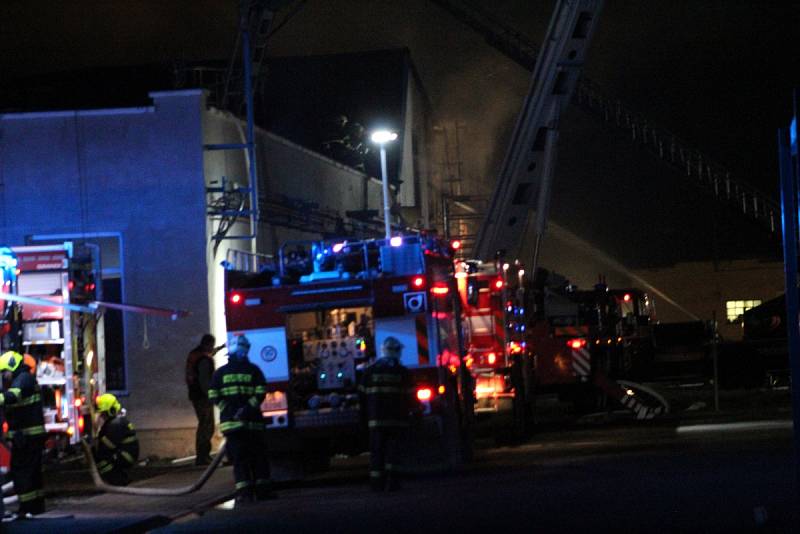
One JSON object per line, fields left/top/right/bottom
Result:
{"left": 2, "top": 0, "right": 799, "bottom": 267}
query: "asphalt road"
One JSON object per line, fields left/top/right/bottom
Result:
{"left": 158, "top": 421, "right": 799, "bottom": 533}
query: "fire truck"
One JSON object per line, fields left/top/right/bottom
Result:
{"left": 1, "top": 243, "right": 101, "bottom": 450}
{"left": 529, "top": 272, "right": 665, "bottom": 416}
{"left": 224, "top": 234, "right": 474, "bottom": 473}
{"left": 455, "top": 259, "right": 534, "bottom": 436}
{"left": 457, "top": 255, "right": 664, "bottom": 436}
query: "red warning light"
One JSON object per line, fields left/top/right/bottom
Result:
{"left": 74, "top": 398, "right": 82, "bottom": 408}
{"left": 493, "top": 279, "right": 504, "bottom": 290}
{"left": 78, "top": 415, "right": 85, "bottom": 433}
{"left": 230, "top": 293, "right": 242, "bottom": 304}
{"left": 412, "top": 276, "right": 425, "bottom": 288}
{"left": 487, "top": 352, "right": 497, "bottom": 365}
{"left": 416, "top": 388, "right": 433, "bottom": 401}
{"left": 567, "top": 338, "right": 587, "bottom": 350}
{"left": 451, "top": 240, "right": 461, "bottom": 250}
{"left": 623, "top": 293, "right": 632, "bottom": 302}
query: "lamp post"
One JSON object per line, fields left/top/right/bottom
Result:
{"left": 370, "top": 129, "right": 398, "bottom": 240}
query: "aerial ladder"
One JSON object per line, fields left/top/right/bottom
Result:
{"left": 470, "top": 0, "right": 603, "bottom": 272}
{"left": 431, "top": 0, "right": 780, "bottom": 236}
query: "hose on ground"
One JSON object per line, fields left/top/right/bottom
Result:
{"left": 80, "top": 438, "right": 227, "bottom": 496}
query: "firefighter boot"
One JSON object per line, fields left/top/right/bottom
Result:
{"left": 234, "top": 485, "right": 255, "bottom": 506}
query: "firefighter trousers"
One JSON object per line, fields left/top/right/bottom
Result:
{"left": 369, "top": 427, "right": 403, "bottom": 490}
{"left": 192, "top": 397, "right": 214, "bottom": 462}
{"left": 225, "top": 430, "right": 272, "bottom": 499}
{"left": 12, "top": 436, "right": 45, "bottom": 515}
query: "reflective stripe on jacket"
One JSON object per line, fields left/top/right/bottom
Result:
{"left": 208, "top": 359, "right": 267, "bottom": 435}
{"left": 0, "top": 365, "right": 45, "bottom": 439}
{"left": 360, "top": 358, "right": 413, "bottom": 428}
{"left": 96, "top": 415, "right": 139, "bottom": 469}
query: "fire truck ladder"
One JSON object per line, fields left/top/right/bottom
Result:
{"left": 430, "top": 0, "right": 780, "bottom": 235}
{"left": 468, "top": 0, "right": 604, "bottom": 271}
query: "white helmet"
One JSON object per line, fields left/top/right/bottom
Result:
{"left": 229, "top": 335, "right": 251, "bottom": 359}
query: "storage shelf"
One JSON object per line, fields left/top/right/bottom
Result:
{"left": 45, "top": 422, "right": 69, "bottom": 433}
{"left": 23, "top": 338, "right": 64, "bottom": 346}
{"left": 38, "top": 377, "right": 67, "bottom": 386}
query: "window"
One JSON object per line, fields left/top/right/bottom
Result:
{"left": 726, "top": 300, "right": 762, "bottom": 324}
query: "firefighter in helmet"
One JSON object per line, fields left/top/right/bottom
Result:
{"left": 0, "top": 350, "right": 46, "bottom": 516}
{"left": 359, "top": 336, "right": 414, "bottom": 491}
{"left": 93, "top": 393, "right": 139, "bottom": 486}
{"left": 208, "top": 335, "right": 274, "bottom": 504}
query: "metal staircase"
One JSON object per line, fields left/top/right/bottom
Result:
{"left": 430, "top": 0, "right": 779, "bottom": 235}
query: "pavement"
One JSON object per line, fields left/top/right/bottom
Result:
{"left": 5, "top": 464, "right": 236, "bottom": 533}
{"left": 2, "top": 384, "right": 796, "bottom": 533}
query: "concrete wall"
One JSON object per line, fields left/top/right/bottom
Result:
{"left": 635, "top": 259, "right": 785, "bottom": 340}
{"left": 0, "top": 90, "right": 210, "bottom": 456}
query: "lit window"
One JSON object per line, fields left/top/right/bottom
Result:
{"left": 725, "top": 299, "right": 762, "bottom": 324}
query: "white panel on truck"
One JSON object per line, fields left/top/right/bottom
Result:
{"left": 227, "top": 327, "right": 289, "bottom": 382}
{"left": 374, "top": 317, "right": 419, "bottom": 368}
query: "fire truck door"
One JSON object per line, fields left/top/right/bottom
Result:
{"left": 227, "top": 327, "right": 289, "bottom": 382}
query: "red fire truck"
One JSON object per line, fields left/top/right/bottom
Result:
{"left": 455, "top": 259, "right": 534, "bottom": 437}
{"left": 529, "top": 271, "right": 666, "bottom": 418}
{"left": 224, "top": 234, "right": 474, "bottom": 473}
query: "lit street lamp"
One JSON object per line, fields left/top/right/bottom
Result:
{"left": 370, "top": 129, "right": 398, "bottom": 239}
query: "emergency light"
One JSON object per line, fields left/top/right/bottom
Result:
{"left": 416, "top": 387, "right": 433, "bottom": 401}
{"left": 567, "top": 338, "right": 587, "bottom": 350}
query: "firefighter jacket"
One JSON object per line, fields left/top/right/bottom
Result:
{"left": 96, "top": 414, "right": 139, "bottom": 475}
{"left": 0, "top": 364, "right": 45, "bottom": 441}
{"left": 359, "top": 358, "right": 414, "bottom": 428}
{"left": 186, "top": 346, "right": 214, "bottom": 401}
{"left": 208, "top": 359, "right": 267, "bottom": 435}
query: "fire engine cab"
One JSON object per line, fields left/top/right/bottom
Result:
{"left": 224, "top": 234, "right": 474, "bottom": 472}
{"left": 456, "top": 259, "right": 534, "bottom": 436}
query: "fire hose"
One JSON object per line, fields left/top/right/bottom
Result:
{"left": 79, "top": 439, "right": 228, "bottom": 496}
{"left": 2, "top": 441, "right": 228, "bottom": 506}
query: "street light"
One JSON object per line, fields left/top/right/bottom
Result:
{"left": 370, "top": 129, "right": 398, "bottom": 239}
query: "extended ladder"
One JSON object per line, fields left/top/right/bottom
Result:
{"left": 471, "top": 0, "right": 604, "bottom": 271}
{"left": 431, "top": 0, "right": 779, "bottom": 235}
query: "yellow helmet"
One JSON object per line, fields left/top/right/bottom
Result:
{"left": 96, "top": 393, "right": 122, "bottom": 417}
{"left": 0, "top": 351, "right": 23, "bottom": 373}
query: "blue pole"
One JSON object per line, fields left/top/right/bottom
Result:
{"left": 778, "top": 124, "right": 800, "bottom": 500}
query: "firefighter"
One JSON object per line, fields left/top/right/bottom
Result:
{"left": 208, "top": 335, "right": 274, "bottom": 504}
{"left": 360, "top": 336, "right": 414, "bottom": 491}
{"left": 186, "top": 334, "right": 225, "bottom": 466}
{"left": 0, "top": 350, "right": 45, "bottom": 516}
{"left": 93, "top": 393, "right": 139, "bottom": 486}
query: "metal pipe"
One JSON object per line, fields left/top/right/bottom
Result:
{"left": 379, "top": 145, "right": 391, "bottom": 239}
{"left": 242, "top": 12, "right": 260, "bottom": 254}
